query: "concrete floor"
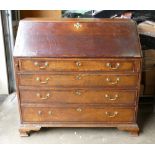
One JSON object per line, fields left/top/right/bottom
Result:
{"left": 0, "top": 93, "right": 155, "bottom": 144}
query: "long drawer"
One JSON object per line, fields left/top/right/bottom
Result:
{"left": 20, "top": 89, "right": 137, "bottom": 105}
{"left": 21, "top": 106, "right": 135, "bottom": 123}
{"left": 18, "top": 59, "right": 140, "bottom": 72}
{"left": 18, "top": 73, "right": 139, "bottom": 88}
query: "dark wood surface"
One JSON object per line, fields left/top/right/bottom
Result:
{"left": 13, "top": 18, "right": 142, "bottom": 136}
{"left": 14, "top": 18, "right": 142, "bottom": 58}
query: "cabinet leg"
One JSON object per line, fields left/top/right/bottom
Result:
{"left": 129, "top": 130, "right": 139, "bottom": 136}
{"left": 19, "top": 125, "right": 41, "bottom": 137}
{"left": 117, "top": 124, "right": 139, "bottom": 136}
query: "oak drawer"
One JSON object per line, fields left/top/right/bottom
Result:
{"left": 20, "top": 89, "right": 137, "bottom": 105}
{"left": 22, "top": 106, "right": 135, "bottom": 123}
{"left": 18, "top": 59, "right": 139, "bottom": 72}
{"left": 19, "top": 73, "right": 139, "bottom": 88}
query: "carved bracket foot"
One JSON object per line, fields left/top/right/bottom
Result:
{"left": 19, "top": 125, "right": 41, "bottom": 137}
{"left": 117, "top": 124, "right": 139, "bottom": 136}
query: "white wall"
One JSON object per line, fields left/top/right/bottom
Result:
{"left": 0, "top": 12, "right": 9, "bottom": 94}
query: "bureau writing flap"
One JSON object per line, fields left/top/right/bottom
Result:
{"left": 14, "top": 18, "right": 142, "bottom": 58}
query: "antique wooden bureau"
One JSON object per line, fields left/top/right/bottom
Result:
{"left": 13, "top": 18, "right": 142, "bottom": 136}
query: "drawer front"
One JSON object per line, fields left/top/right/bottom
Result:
{"left": 22, "top": 106, "right": 135, "bottom": 123}
{"left": 19, "top": 59, "right": 138, "bottom": 72}
{"left": 20, "top": 89, "right": 137, "bottom": 105}
{"left": 19, "top": 74, "right": 139, "bottom": 88}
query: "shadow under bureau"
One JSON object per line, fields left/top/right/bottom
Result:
{"left": 13, "top": 18, "right": 142, "bottom": 136}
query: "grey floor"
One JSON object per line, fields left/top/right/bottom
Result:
{"left": 0, "top": 93, "right": 155, "bottom": 144}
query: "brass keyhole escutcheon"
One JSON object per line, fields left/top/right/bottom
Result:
{"left": 76, "top": 75, "right": 82, "bottom": 80}
{"left": 76, "top": 108, "right": 82, "bottom": 112}
{"left": 106, "top": 62, "right": 120, "bottom": 70}
{"left": 48, "top": 111, "right": 52, "bottom": 115}
{"left": 75, "top": 61, "right": 82, "bottom": 67}
{"left": 75, "top": 90, "right": 81, "bottom": 96}
{"left": 38, "top": 111, "right": 42, "bottom": 115}
{"left": 74, "top": 22, "right": 82, "bottom": 30}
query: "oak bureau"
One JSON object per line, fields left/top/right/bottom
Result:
{"left": 13, "top": 18, "right": 142, "bottom": 136}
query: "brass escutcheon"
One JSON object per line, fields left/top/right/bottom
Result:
{"left": 48, "top": 111, "right": 52, "bottom": 115}
{"left": 76, "top": 75, "right": 82, "bottom": 80}
{"left": 106, "top": 62, "right": 120, "bottom": 70}
{"left": 74, "top": 22, "right": 82, "bottom": 30}
{"left": 38, "top": 110, "right": 42, "bottom": 115}
{"left": 76, "top": 108, "right": 82, "bottom": 112}
{"left": 75, "top": 61, "right": 82, "bottom": 67}
{"left": 75, "top": 90, "right": 81, "bottom": 96}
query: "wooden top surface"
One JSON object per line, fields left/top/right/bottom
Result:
{"left": 13, "top": 18, "right": 142, "bottom": 58}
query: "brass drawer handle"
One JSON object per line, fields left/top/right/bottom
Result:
{"left": 76, "top": 108, "right": 82, "bottom": 112}
{"left": 105, "top": 94, "right": 118, "bottom": 101}
{"left": 36, "top": 77, "right": 50, "bottom": 84}
{"left": 75, "top": 61, "right": 82, "bottom": 67}
{"left": 36, "top": 93, "right": 50, "bottom": 100}
{"left": 74, "top": 22, "right": 82, "bottom": 30}
{"left": 75, "top": 90, "right": 81, "bottom": 96}
{"left": 106, "top": 63, "right": 120, "bottom": 70}
{"left": 38, "top": 111, "right": 42, "bottom": 115}
{"left": 48, "top": 111, "right": 52, "bottom": 115}
{"left": 34, "top": 61, "right": 49, "bottom": 69}
{"left": 106, "top": 77, "right": 120, "bottom": 85}
{"left": 105, "top": 111, "right": 118, "bottom": 118}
